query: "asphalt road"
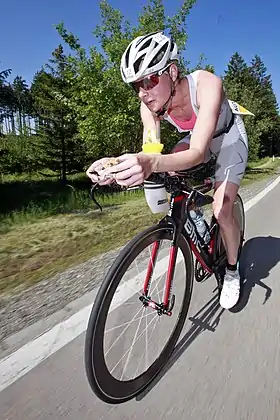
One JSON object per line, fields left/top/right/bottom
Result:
{"left": 1, "top": 180, "right": 280, "bottom": 420}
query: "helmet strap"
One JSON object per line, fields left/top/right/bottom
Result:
{"left": 154, "top": 76, "right": 176, "bottom": 118}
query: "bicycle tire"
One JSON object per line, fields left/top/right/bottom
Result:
{"left": 235, "top": 194, "right": 245, "bottom": 258}
{"left": 213, "top": 193, "right": 245, "bottom": 286}
{"left": 84, "top": 223, "right": 194, "bottom": 404}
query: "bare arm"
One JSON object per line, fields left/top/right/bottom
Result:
{"left": 140, "top": 101, "right": 161, "bottom": 143}
{"left": 154, "top": 70, "right": 224, "bottom": 172}
{"left": 100, "top": 72, "right": 224, "bottom": 187}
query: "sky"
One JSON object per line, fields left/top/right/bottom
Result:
{"left": 1, "top": 0, "right": 280, "bottom": 103}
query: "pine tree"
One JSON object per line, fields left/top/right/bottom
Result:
{"left": 31, "top": 46, "right": 85, "bottom": 182}
{"left": 223, "top": 53, "right": 280, "bottom": 161}
{"left": 249, "top": 55, "right": 279, "bottom": 157}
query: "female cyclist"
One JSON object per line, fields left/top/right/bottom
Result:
{"left": 86, "top": 31, "right": 249, "bottom": 310}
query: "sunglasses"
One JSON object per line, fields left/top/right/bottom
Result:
{"left": 131, "top": 63, "right": 173, "bottom": 94}
{"left": 131, "top": 73, "right": 160, "bottom": 93}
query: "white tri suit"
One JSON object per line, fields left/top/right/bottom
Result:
{"left": 163, "top": 70, "right": 252, "bottom": 186}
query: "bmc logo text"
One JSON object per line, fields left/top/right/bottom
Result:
{"left": 185, "top": 219, "right": 199, "bottom": 247}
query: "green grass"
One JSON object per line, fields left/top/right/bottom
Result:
{"left": 0, "top": 186, "right": 144, "bottom": 234}
{"left": 242, "top": 157, "right": 280, "bottom": 186}
{"left": 1, "top": 157, "right": 279, "bottom": 296}
{"left": 0, "top": 197, "right": 162, "bottom": 296}
{"left": 246, "top": 157, "right": 271, "bottom": 169}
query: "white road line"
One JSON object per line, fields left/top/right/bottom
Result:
{"left": 1, "top": 174, "right": 280, "bottom": 392}
{"left": 0, "top": 253, "right": 183, "bottom": 392}
{"left": 244, "top": 173, "right": 280, "bottom": 212}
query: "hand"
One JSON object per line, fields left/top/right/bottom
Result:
{"left": 86, "top": 157, "right": 117, "bottom": 186}
{"left": 103, "top": 153, "right": 157, "bottom": 187}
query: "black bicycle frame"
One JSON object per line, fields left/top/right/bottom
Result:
{"left": 142, "top": 183, "right": 225, "bottom": 315}
{"left": 163, "top": 189, "right": 217, "bottom": 273}
{"left": 89, "top": 166, "right": 226, "bottom": 315}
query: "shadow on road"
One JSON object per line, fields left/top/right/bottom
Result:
{"left": 136, "top": 292, "right": 225, "bottom": 401}
{"left": 136, "top": 235, "right": 280, "bottom": 401}
{"left": 231, "top": 235, "right": 280, "bottom": 313}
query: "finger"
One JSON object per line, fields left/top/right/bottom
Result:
{"left": 117, "top": 153, "right": 135, "bottom": 162}
{"left": 86, "top": 166, "right": 115, "bottom": 185}
{"left": 126, "top": 179, "right": 143, "bottom": 188}
{"left": 86, "top": 160, "right": 104, "bottom": 179}
{"left": 116, "top": 174, "right": 142, "bottom": 187}
{"left": 114, "top": 165, "right": 143, "bottom": 181}
{"left": 97, "top": 178, "right": 114, "bottom": 186}
{"left": 87, "top": 158, "right": 115, "bottom": 175}
{"left": 102, "top": 156, "right": 136, "bottom": 175}
{"left": 86, "top": 170, "right": 100, "bottom": 183}
{"left": 87, "top": 174, "right": 112, "bottom": 185}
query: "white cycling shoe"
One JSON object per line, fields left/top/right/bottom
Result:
{"left": 219, "top": 268, "right": 240, "bottom": 309}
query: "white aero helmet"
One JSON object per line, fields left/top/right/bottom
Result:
{"left": 120, "top": 31, "right": 178, "bottom": 83}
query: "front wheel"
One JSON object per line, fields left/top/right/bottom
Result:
{"left": 84, "top": 223, "right": 194, "bottom": 404}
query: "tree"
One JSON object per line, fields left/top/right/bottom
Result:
{"left": 31, "top": 46, "right": 85, "bottom": 182}
{"left": 0, "top": 68, "right": 12, "bottom": 135}
{"left": 0, "top": 68, "right": 11, "bottom": 86}
{"left": 11, "top": 76, "right": 33, "bottom": 135}
{"left": 249, "top": 55, "right": 280, "bottom": 156}
{"left": 55, "top": 0, "right": 213, "bottom": 161}
{"left": 0, "top": 69, "right": 35, "bottom": 136}
{"left": 223, "top": 53, "right": 280, "bottom": 161}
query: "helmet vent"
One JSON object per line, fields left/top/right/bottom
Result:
{"left": 139, "top": 38, "right": 153, "bottom": 52}
{"left": 134, "top": 56, "right": 144, "bottom": 73}
{"left": 125, "top": 44, "right": 132, "bottom": 67}
{"left": 150, "top": 43, "right": 168, "bottom": 67}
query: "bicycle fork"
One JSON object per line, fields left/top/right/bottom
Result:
{"left": 140, "top": 195, "right": 187, "bottom": 316}
{"left": 140, "top": 239, "right": 177, "bottom": 317}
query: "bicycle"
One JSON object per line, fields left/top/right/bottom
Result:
{"left": 84, "top": 162, "right": 245, "bottom": 404}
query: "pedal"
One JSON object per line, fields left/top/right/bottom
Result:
{"left": 195, "top": 260, "right": 211, "bottom": 283}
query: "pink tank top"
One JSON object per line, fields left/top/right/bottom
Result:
{"left": 167, "top": 109, "right": 197, "bottom": 131}
{"left": 164, "top": 71, "right": 231, "bottom": 136}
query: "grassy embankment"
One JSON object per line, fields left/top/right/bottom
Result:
{"left": 0, "top": 157, "right": 279, "bottom": 295}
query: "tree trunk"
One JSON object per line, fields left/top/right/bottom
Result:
{"left": 4, "top": 116, "right": 9, "bottom": 134}
{"left": 11, "top": 111, "right": 16, "bottom": 134}
{"left": 61, "top": 133, "right": 67, "bottom": 184}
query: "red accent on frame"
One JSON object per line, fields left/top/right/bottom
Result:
{"left": 143, "top": 241, "right": 160, "bottom": 295}
{"left": 163, "top": 246, "right": 177, "bottom": 307}
{"left": 208, "top": 234, "right": 215, "bottom": 255}
{"left": 189, "top": 241, "right": 212, "bottom": 273}
{"left": 174, "top": 195, "right": 185, "bottom": 203}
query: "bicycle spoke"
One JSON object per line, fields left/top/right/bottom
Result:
{"left": 104, "top": 311, "right": 155, "bottom": 335}
{"left": 108, "top": 312, "right": 158, "bottom": 378}
{"left": 120, "top": 307, "right": 147, "bottom": 380}
{"left": 150, "top": 272, "right": 165, "bottom": 301}
{"left": 133, "top": 315, "right": 161, "bottom": 378}
{"left": 147, "top": 241, "right": 164, "bottom": 301}
{"left": 105, "top": 304, "right": 145, "bottom": 356}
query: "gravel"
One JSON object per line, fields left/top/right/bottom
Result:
{"left": 1, "top": 172, "right": 279, "bottom": 342}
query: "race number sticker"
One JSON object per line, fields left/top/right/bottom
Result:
{"left": 228, "top": 100, "right": 255, "bottom": 116}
